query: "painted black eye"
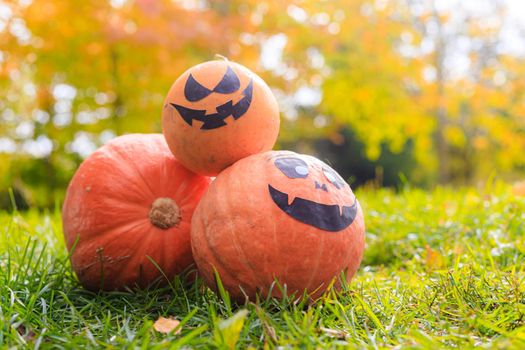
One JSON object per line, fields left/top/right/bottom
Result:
{"left": 274, "top": 157, "right": 309, "bottom": 179}
{"left": 184, "top": 66, "right": 241, "bottom": 102}
{"left": 184, "top": 74, "right": 212, "bottom": 102}
{"left": 323, "top": 167, "right": 345, "bottom": 189}
{"left": 213, "top": 66, "right": 240, "bottom": 94}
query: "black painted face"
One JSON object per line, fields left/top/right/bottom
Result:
{"left": 170, "top": 66, "right": 254, "bottom": 130}
{"left": 268, "top": 155, "right": 358, "bottom": 232}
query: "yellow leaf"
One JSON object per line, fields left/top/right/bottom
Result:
{"left": 216, "top": 309, "right": 249, "bottom": 350}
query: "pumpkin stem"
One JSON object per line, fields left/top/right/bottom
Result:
{"left": 214, "top": 54, "right": 229, "bottom": 61}
{"left": 149, "top": 198, "right": 181, "bottom": 229}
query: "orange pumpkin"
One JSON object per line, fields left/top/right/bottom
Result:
{"left": 191, "top": 150, "right": 365, "bottom": 301}
{"left": 62, "top": 134, "right": 210, "bottom": 291}
{"left": 162, "top": 60, "right": 280, "bottom": 176}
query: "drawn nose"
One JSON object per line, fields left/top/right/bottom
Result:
{"left": 315, "top": 181, "right": 328, "bottom": 192}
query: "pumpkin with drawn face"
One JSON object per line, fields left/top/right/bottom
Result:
{"left": 191, "top": 150, "right": 365, "bottom": 301}
{"left": 162, "top": 60, "right": 280, "bottom": 176}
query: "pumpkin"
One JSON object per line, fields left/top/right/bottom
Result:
{"left": 62, "top": 134, "right": 211, "bottom": 291}
{"left": 162, "top": 59, "right": 280, "bottom": 176}
{"left": 191, "top": 150, "right": 365, "bottom": 301}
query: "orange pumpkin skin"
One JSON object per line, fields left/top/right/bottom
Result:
{"left": 162, "top": 60, "right": 280, "bottom": 176}
{"left": 62, "top": 134, "right": 211, "bottom": 291}
{"left": 191, "top": 150, "right": 365, "bottom": 301}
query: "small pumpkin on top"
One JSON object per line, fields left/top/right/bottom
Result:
{"left": 162, "top": 59, "right": 280, "bottom": 176}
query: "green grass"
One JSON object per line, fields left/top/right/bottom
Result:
{"left": 1, "top": 183, "right": 524, "bottom": 349}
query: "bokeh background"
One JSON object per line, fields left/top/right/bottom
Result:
{"left": 1, "top": 0, "right": 525, "bottom": 208}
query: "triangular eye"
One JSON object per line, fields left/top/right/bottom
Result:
{"left": 213, "top": 66, "right": 241, "bottom": 94}
{"left": 185, "top": 74, "right": 212, "bottom": 102}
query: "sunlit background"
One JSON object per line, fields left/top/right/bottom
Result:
{"left": 1, "top": 0, "right": 525, "bottom": 208}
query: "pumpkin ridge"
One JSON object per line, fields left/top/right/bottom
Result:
{"left": 162, "top": 160, "right": 186, "bottom": 200}
{"left": 76, "top": 156, "right": 150, "bottom": 208}
{"left": 173, "top": 178, "right": 204, "bottom": 206}
{"left": 77, "top": 244, "right": 133, "bottom": 277}
{"left": 194, "top": 201, "right": 250, "bottom": 294}
{"left": 234, "top": 163, "right": 278, "bottom": 291}
{"left": 73, "top": 221, "right": 152, "bottom": 288}
{"left": 113, "top": 225, "right": 161, "bottom": 288}
{"left": 158, "top": 222, "right": 193, "bottom": 277}
{"left": 79, "top": 209, "right": 185, "bottom": 290}
{"left": 84, "top": 220, "right": 150, "bottom": 252}
{"left": 108, "top": 142, "right": 158, "bottom": 198}
{"left": 102, "top": 140, "right": 158, "bottom": 199}
{"left": 195, "top": 222, "right": 248, "bottom": 295}
{"left": 99, "top": 176, "right": 157, "bottom": 206}
{"left": 222, "top": 189, "right": 266, "bottom": 291}
{"left": 136, "top": 225, "right": 175, "bottom": 286}
{"left": 68, "top": 215, "right": 149, "bottom": 249}
{"left": 94, "top": 195, "right": 150, "bottom": 218}
{"left": 227, "top": 168, "right": 272, "bottom": 291}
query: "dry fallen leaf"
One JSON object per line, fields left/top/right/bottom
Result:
{"left": 319, "top": 327, "right": 349, "bottom": 339}
{"left": 153, "top": 317, "right": 181, "bottom": 334}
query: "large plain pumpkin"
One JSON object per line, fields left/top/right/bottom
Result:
{"left": 191, "top": 150, "right": 365, "bottom": 301}
{"left": 62, "top": 134, "right": 210, "bottom": 291}
{"left": 162, "top": 60, "right": 280, "bottom": 176}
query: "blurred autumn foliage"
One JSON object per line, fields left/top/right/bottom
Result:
{"left": 1, "top": 0, "right": 525, "bottom": 207}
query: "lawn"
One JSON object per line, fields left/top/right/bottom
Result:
{"left": 1, "top": 183, "right": 524, "bottom": 349}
